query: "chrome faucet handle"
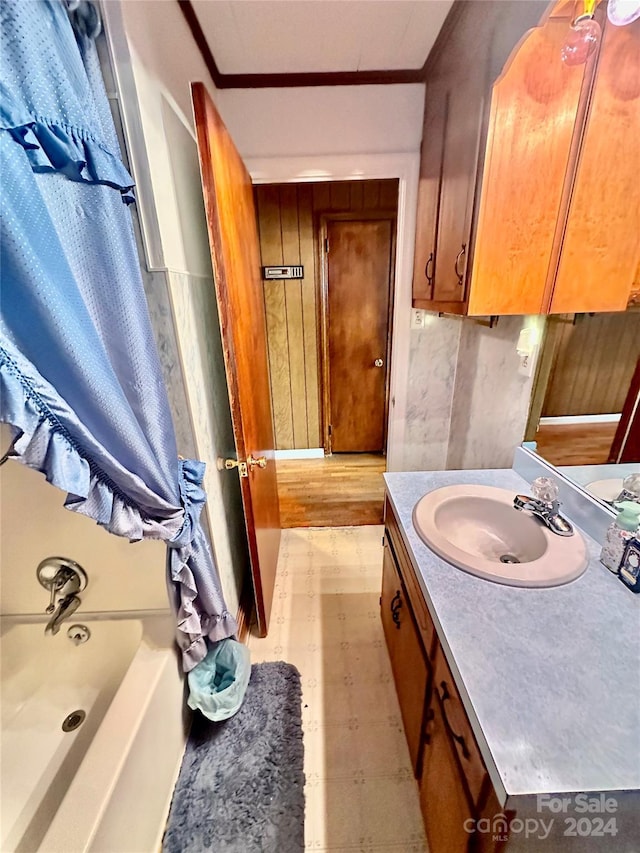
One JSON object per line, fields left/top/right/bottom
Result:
{"left": 531, "top": 477, "right": 559, "bottom": 505}
{"left": 37, "top": 557, "right": 88, "bottom": 613}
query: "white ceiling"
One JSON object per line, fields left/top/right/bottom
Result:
{"left": 190, "top": 1, "right": 455, "bottom": 75}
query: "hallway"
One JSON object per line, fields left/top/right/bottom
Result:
{"left": 276, "top": 454, "right": 386, "bottom": 528}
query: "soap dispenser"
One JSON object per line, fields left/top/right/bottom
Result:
{"left": 600, "top": 501, "right": 640, "bottom": 573}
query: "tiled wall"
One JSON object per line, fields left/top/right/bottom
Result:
{"left": 403, "top": 314, "right": 545, "bottom": 472}
{"left": 403, "top": 314, "right": 462, "bottom": 470}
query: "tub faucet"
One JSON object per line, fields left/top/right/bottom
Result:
{"left": 513, "top": 477, "right": 574, "bottom": 537}
{"left": 36, "top": 557, "right": 88, "bottom": 636}
{"left": 44, "top": 569, "right": 80, "bottom": 634}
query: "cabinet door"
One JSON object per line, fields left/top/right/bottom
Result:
{"left": 433, "top": 81, "right": 485, "bottom": 306}
{"left": 412, "top": 82, "right": 448, "bottom": 305}
{"left": 550, "top": 16, "right": 640, "bottom": 313}
{"left": 381, "top": 541, "right": 429, "bottom": 776}
{"left": 420, "top": 694, "right": 474, "bottom": 853}
{"left": 468, "top": 15, "right": 589, "bottom": 316}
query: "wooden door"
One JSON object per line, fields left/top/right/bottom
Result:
{"left": 324, "top": 217, "right": 394, "bottom": 453}
{"left": 609, "top": 357, "right": 640, "bottom": 463}
{"left": 192, "top": 83, "right": 280, "bottom": 637}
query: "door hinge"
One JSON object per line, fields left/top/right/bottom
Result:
{"left": 324, "top": 236, "right": 330, "bottom": 254}
{"left": 328, "top": 424, "right": 332, "bottom": 436}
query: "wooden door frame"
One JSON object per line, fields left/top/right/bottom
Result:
{"left": 609, "top": 357, "right": 640, "bottom": 463}
{"left": 318, "top": 211, "right": 397, "bottom": 455}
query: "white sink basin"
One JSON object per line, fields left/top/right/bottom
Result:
{"left": 413, "top": 485, "right": 588, "bottom": 587}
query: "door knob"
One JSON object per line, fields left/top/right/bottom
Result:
{"left": 247, "top": 454, "right": 267, "bottom": 470}
{"left": 374, "top": 358, "right": 384, "bottom": 368}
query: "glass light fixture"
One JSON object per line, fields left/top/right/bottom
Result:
{"left": 561, "top": 0, "right": 602, "bottom": 66}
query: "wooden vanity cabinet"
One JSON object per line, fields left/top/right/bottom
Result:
{"left": 413, "top": 0, "right": 640, "bottom": 316}
{"left": 381, "top": 499, "right": 509, "bottom": 852}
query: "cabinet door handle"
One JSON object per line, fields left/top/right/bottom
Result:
{"left": 425, "top": 252, "right": 434, "bottom": 287}
{"left": 454, "top": 244, "right": 466, "bottom": 287}
{"left": 390, "top": 590, "right": 402, "bottom": 629}
{"left": 439, "top": 680, "right": 471, "bottom": 759}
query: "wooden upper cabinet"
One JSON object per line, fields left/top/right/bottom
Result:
{"left": 433, "top": 81, "right": 485, "bottom": 307}
{"left": 550, "top": 16, "right": 640, "bottom": 313}
{"left": 412, "top": 82, "right": 447, "bottom": 304}
{"left": 469, "top": 17, "right": 590, "bottom": 315}
{"left": 413, "top": 0, "right": 640, "bottom": 317}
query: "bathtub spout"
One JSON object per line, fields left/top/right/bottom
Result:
{"left": 45, "top": 594, "right": 81, "bottom": 636}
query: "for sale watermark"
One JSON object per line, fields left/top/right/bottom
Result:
{"left": 464, "top": 794, "right": 619, "bottom": 843}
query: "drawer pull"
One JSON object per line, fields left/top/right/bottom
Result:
{"left": 439, "top": 680, "right": 471, "bottom": 759}
{"left": 391, "top": 590, "right": 402, "bottom": 629}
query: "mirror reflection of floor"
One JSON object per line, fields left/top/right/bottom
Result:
{"left": 534, "top": 422, "right": 617, "bottom": 466}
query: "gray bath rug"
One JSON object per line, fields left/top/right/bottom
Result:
{"left": 162, "top": 661, "right": 304, "bottom": 853}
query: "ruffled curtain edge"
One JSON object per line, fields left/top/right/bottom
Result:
{"left": 3, "top": 116, "right": 135, "bottom": 203}
{"left": 0, "top": 347, "right": 237, "bottom": 672}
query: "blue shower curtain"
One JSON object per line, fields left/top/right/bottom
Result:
{"left": 0, "top": 0, "right": 237, "bottom": 671}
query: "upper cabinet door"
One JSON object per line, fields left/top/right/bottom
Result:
{"left": 433, "top": 78, "right": 486, "bottom": 306}
{"left": 468, "top": 17, "right": 589, "bottom": 316}
{"left": 412, "top": 82, "right": 447, "bottom": 305}
{"left": 413, "top": 0, "right": 639, "bottom": 317}
{"left": 549, "top": 16, "right": 640, "bottom": 314}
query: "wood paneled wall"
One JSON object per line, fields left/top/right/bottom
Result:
{"left": 254, "top": 180, "right": 399, "bottom": 449}
{"left": 543, "top": 311, "right": 640, "bottom": 417}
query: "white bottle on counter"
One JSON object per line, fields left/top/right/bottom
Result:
{"left": 600, "top": 501, "right": 640, "bottom": 573}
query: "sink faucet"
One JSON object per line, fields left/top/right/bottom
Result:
{"left": 513, "top": 477, "right": 574, "bottom": 537}
{"left": 37, "top": 558, "right": 88, "bottom": 636}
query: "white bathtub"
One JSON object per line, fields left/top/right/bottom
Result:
{"left": 0, "top": 613, "right": 188, "bottom": 852}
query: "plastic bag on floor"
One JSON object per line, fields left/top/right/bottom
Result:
{"left": 187, "top": 638, "right": 251, "bottom": 721}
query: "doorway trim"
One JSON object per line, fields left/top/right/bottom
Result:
{"left": 319, "top": 211, "right": 397, "bottom": 454}
{"left": 246, "top": 152, "right": 420, "bottom": 472}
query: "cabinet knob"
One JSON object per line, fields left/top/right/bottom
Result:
{"left": 374, "top": 358, "right": 384, "bottom": 368}
{"left": 454, "top": 243, "right": 467, "bottom": 287}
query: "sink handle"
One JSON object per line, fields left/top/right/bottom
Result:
{"left": 439, "top": 680, "right": 471, "bottom": 760}
{"left": 390, "top": 590, "right": 402, "bottom": 629}
{"left": 532, "top": 477, "right": 559, "bottom": 504}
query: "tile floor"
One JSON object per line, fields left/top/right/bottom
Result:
{"left": 247, "top": 526, "right": 428, "bottom": 853}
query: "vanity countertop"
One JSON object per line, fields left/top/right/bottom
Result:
{"left": 384, "top": 468, "right": 640, "bottom": 812}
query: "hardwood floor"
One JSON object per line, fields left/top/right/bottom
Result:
{"left": 534, "top": 422, "right": 617, "bottom": 466}
{"left": 276, "top": 453, "right": 386, "bottom": 528}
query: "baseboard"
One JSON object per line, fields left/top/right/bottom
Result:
{"left": 274, "top": 448, "right": 324, "bottom": 459}
{"left": 539, "top": 414, "right": 621, "bottom": 426}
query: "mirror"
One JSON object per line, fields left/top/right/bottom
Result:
{"left": 524, "top": 311, "right": 640, "bottom": 506}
